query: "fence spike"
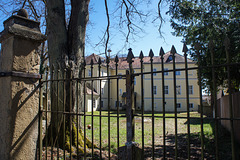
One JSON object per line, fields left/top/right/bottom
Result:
{"left": 139, "top": 51, "right": 144, "bottom": 60}
{"left": 170, "top": 45, "right": 176, "bottom": 55}
{"left": 83, "top": 59, "right": 86, "bottom": 67}
{"left": 46, "top": 66, "right": 49, "bottom": 75}
{"left": 127, "top": 48, "right": 134, "bottom": 64}
{"left": 127, "top": 48, "right": 134, "bottom": 62}
{"left": 51, "top": 64, "right": 55, "bottom": 73}
{"left": 98, "top": 57, "right": 102, "bottom": 65}
{"left": 106, "top": 56, "right": 110, "bottom": 64}
{"left": 149, "top": 49, "right": 154, "bottom": 58}
{"left": 90, "top": 59, "right": 94, "bottom": 66}
{"left": 159, "top": 47, "right": 165, "bottom": 57}
{"left": 182, "top": 43, "right": 188, "bottom": 53}
{"left": 115, "top": 55, "right": 119, "bottom": 63}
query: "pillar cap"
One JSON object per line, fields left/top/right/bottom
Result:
{"left": 0, "top": 15, "right": 46, "bottom": 43}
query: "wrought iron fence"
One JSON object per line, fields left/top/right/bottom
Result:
{"left": 38, "top": 42, "right": 240, "bottom": 159}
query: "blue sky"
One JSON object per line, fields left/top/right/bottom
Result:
{"left": 86, "top": 0, "right": 185, "bottom": 57}
{"left": 0, "top": 0, "right": 185, "bottom": 58}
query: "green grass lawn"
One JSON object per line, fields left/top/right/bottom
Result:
{"left": 81, "top": 111, "right": 216, "bottom": 153}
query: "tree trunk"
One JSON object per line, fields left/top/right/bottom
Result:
{"left": 46, "top": 0, "right": 93, "bottom": 153}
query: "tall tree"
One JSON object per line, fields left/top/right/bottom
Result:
{"left": 0, "top": 0, "right": 157, "bottom": 153}
{"left": 46, "top": 0, "right": 91, "bottom": 152}
{"left": 46, "top": 0, "right": 152, "bottom": 152}
{"left": 165, "top": 0, "right": 240, "bottom": 92}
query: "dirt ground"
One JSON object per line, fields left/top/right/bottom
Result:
{"left": 40, "top": 133, "right": 231, "bottom": 160}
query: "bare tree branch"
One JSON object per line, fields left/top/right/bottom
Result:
{"left": 21, "top": 0, "right": 27, "bottom": 8}
{"left": 27, "top": 0, "right": 40, "bottom": 20}
{"left": 157, "top": 0, "right": 164, "bottom": 37}
{"left": 104, "top": 0, "right": 110, "bottom": 57}
{"left": 122, "top": 0, "right": 131, "bottom": 42}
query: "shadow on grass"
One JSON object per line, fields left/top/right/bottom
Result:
{"left": 143, "top": 132, "right": 232, "bottom": 160}
{"left": 184, "top": 117, "right": 213, "bottom": 125}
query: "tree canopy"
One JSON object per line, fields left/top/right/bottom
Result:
{"left": 166, "top": 0, "right": 240, "bottom": 91}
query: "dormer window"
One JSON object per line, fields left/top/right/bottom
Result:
{"left": 168, "top": 55, "right": 173, "bottom": 61}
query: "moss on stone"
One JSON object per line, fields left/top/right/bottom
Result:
{"left": 64, "top": 118, "right": 96, "bottom": 154}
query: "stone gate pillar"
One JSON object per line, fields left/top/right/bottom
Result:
{"left": 0, "top": 10, "right": 46, "bottom": 159}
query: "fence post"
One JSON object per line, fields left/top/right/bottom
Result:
{"left": 0, "top": 9, "right": 46, "bottom": 159}
{"left": 126, "top": 48, "right": 135, "bottom": 160}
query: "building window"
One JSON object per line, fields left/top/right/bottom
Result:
{"left": 88, "top": 70, "right": 91, "bottom": 76}
{"left": 177, "top": 103, "right": 181, "bottom": 108}
{"left": 176, "top": 85, "right": 181, "bottom": 95}
{"left": 153, "top": 68, "right": 157, "bottom": 76}
{"left": 175, "top": 69, "right": 181, "bottom": 75}
{"left": 164, "top": 68, "right": 168, "bottom": 75}
{"left": 188, "top": 70, "right": 193, "bottom": 76}
{"left": 189, "top": 103, "right": 194, "bottom": 108}
{"left": 189, "top": 85, "right": 193, "bottom": 94}
{"left": 101, "top": 101, "right": 103, "bottom": 108}
{"left": 101, "top": 70, "right": 104, "bottom": 76}
{"left": 164, "top": 86, "right": 168, "bottom": 94}
{"left": 119, "top": 89, "right": 122, "bottom": 95}
{"left": 154, "top": 102, "right": 157, "bottom": 110}
{"left": 153, "top": 86, "right": 157, "bottom": 95}
{"left": 93, "top": 99, "right": 96, "bottom": 108}
{"left": 101, "top": 88, "right": 104, "bottom": 94}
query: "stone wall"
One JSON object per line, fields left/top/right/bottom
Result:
{"left": 0, "top": 11, "right": 46, "bottom": 160}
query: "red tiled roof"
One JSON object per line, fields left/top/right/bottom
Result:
{"left": 85, "top": 53, "right": 105, "bottom": 65}
{"left": 85, "top": 86, "right": 99, "bottom": 96}
{"left": 86, "top": 52, "right": 194, "bottom": 69}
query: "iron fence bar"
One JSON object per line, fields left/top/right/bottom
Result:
{"left": 126, "top": 69, "right": 135, "bottom": 160}
{"left": 0, "top": 71, "right": 41, "bottom": 79}
{"left": 79, "top": 75, "right": 126, "bottom": 81}
{"left": 76, "top": 70, "right": 79, "bottom": 159}
{"left": 38, "top": 109, "right": 240, "bottom": 120}
{"left": 98, "top": 59, "right": 103, "bottom": 160}
{"left": 40, "top": 62, "right": 240, "bottom": 83}
{"left": 56, "top": 66, "right": 60, "bottom": 160}
{"left": 160, "top": 47, "right": 166, "bottom": 159}
{"left": 107, "top": 56, "right": 111, "bottom": 160}
{"left": 171, "top": 46, "right": 178, "bottom": 160}
{"left": 69, "top": 68, "right": 73, "bottom": 160}
{"left": 225, "top": 37, "right": 236, "bottom": 160}
{"left": 132, "top": 62, "right": 240, "bottom": 77}
{"left": 63, "top": 69, "right": 66, "bottom": 160}
{"left": 115, "top": 56, "right": 120, "bottom": 158}
{"left": 39, "top": 76, "right": 43, "bottom": 160}
{"left": 40, "top": 75, "right": 125, "bottom": 83}
{"left": 50, "top": 66, "right": 54, "bottom": 160}
{"left": 45, "top": 68, "right": 49, "bottom": 160}
{"left": 195, "top": 43, "right": 205, "bottom": 159}
{"left": 209, "top": 40, "right": 219, "bottom": 160}
{"left": 126, "top": 48, "right": 135, "bottom": 160}
{"left": 83, "top": 62, "right": 87, "bottom": 160}
{"left": 90, "top": 60, "right": 94, "bottom": 158}
{"left": 183, "top": 44, "right": 191, "bottom": 160}
{"left": 140, "top": 51, "right": 144, "bottom": 160}
{"left": 149, "top": 49, "right": 155, "bottom": 159}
